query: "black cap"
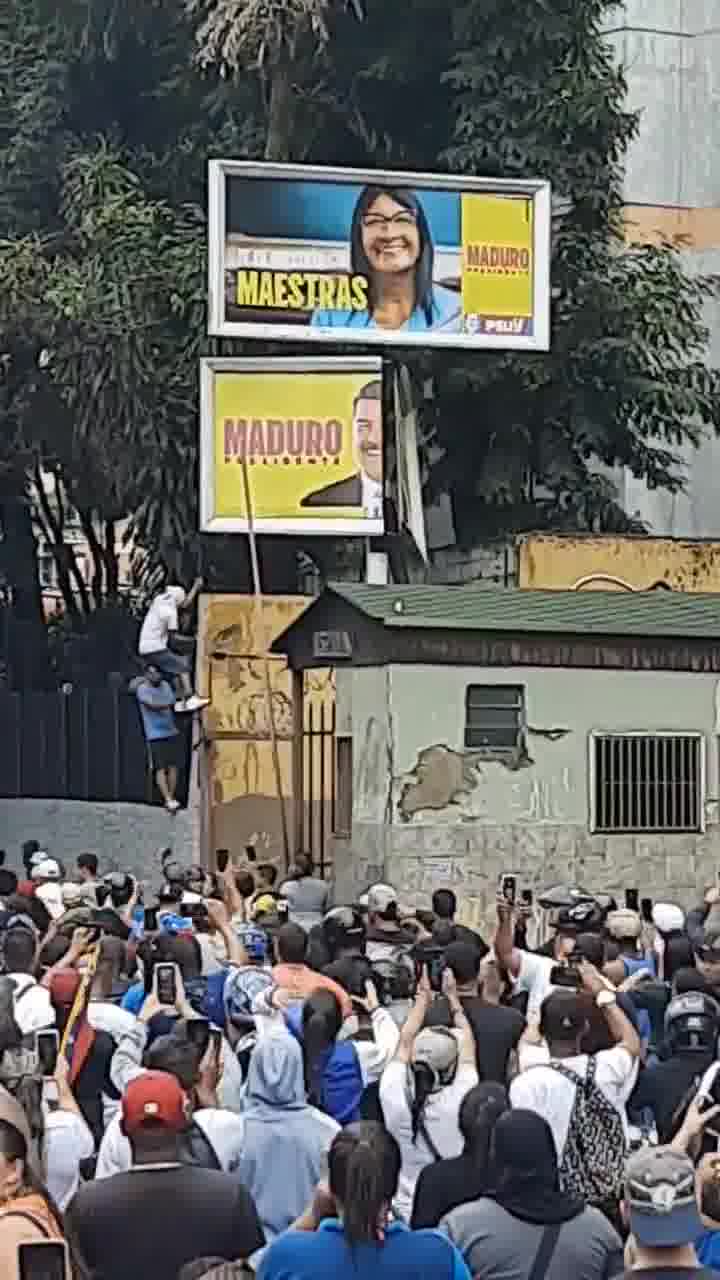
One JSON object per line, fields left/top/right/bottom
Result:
{"left": 540, "top": 990, "right": 587, "bottom": 1041}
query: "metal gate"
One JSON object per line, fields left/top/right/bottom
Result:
{"left": 302, "top": 699, "right": 336, "bottom": 878}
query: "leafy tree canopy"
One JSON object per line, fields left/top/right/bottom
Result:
{"left": 0, "top": 0, "right": 717, "bottom": 685}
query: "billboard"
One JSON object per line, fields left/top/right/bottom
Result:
{"left": 208, "top": 162, "right": 551, "bottom": 351}
{"left": 200, "top": 356, "right": 384, "bottom": 535}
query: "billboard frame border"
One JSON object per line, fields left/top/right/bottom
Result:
{"left": 208, "top": 160, "right": 551, "bottom": 352}
{"left": 199, "top": 354, "right": 385, "bottom": 536}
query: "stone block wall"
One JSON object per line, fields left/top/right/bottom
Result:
{"left": 334, "top": 821, "right": 720, "bottom": 933}
{"left": 0, "top": 798, "right": 195, "bottom": 884}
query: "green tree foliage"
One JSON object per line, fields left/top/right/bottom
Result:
{"left": 433, "top": 0, "right": 720, "bottom": 538}
{"left": 0, "top": 0, "right": 718, "bottom": 688}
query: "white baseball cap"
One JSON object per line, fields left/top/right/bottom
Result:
{"left": 31, "top": 858, "right": 61, "bottom": 882}
{"left": 366, "top": 883, "right": 398, "bottom": 914}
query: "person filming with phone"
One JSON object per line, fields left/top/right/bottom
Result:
{"left": 509, "top": 960, "right": 640, "bottom": 1217}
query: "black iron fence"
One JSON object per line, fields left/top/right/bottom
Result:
{"left": 0, "top": 690, "right": 192, "bottom": 805}
{"left": 302, "top": 700, "right": 337, "bottom": 878}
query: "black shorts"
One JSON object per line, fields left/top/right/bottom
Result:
{"left": 149, "top": 736, "right": 182, "bottom": 771}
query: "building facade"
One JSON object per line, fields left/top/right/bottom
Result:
{"left": 275, "top": 583, "right": 720, "bottom": 928}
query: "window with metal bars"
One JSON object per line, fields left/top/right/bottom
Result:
{"left": 592, "top": 733, "right": 703, "bottom": 833}
{"left": 464, "top": 685, "right": 525, "bottom": 754}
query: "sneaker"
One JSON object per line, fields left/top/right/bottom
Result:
{"left": 166, "top": 798, "right": 180, "bottom": 813}
{"left": 184, "top": 694, "right": 210, "bottom": 713}
{"left": 174, "top": 699, "right": 187, "bottom": 713}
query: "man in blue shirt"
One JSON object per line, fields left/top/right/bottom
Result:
{"left": 135, "top": 664, "right": 182, "bottom": 812}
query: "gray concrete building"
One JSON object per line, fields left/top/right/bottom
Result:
{"left": 274, "top": 583, "right": 720, "bottom": 927}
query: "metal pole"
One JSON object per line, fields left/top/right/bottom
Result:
{"left": 240, "top": 456, "right": 291, "bottom": 870}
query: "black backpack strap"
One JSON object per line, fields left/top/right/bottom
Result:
{"left": 416, "top": 1110, "right": 442, "bottom": 1162}
{"left": 528, "top": 1224, "right": 562, "bottom": 1280}
{"left": 460, "top": 1221, "right": 562, "bottom": 1280}
{"left": 12, "top": 979, "right": 36, "bottom": 1006}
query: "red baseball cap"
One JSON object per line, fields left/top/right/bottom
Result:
{"left": 121, "top": 1071, "right": 189, "bottom": 1136}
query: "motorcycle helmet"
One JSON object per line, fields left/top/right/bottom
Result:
{"left": 556, "top": 900, "right": 606, "bottom": 934}
{"left": 665, "top": 992, "right": 720, "bottom": 1054}
{"left": 322, "top": 906, "right": 366, "bottom": 959}
{"left": 537, "top": 884, "right": 595, "bottom": 911}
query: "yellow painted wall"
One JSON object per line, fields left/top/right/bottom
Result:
{"left": 196, "top": 595, "right": 335, "bottom": 864}
{"left": 518, "top": 535, "right": 720, "bottom": 593}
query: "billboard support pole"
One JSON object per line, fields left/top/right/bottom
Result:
{"left": 240, "top": 456, "right": 291, "bottom": 871}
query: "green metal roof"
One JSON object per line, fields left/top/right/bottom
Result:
{"left": 325, "top": 583, "right": 720, "bottom": 640}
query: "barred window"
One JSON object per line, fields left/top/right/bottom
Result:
{"left": 464, "top": 685, "right": 524, "bottom": 753}
{"left": 592, "top": 733, "right": 703, "bottom": 833}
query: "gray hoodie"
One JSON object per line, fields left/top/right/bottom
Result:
{"left": 237, "top": 1030, "right": 339, "bottom": 1241}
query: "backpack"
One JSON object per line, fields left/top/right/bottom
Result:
{"left": 178, "top": 1119, "right": 221, "bottom": 1171}
{"left": 548, "top": 1056, "right": 626, "bottom": 1205}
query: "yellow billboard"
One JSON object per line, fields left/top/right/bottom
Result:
{"left": 461, "top": 194, "right": 533, "bottom": 334}
{"left": 200, "top": 356, "right": 384, "bottom": 535}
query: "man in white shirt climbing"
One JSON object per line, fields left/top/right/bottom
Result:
{"left": 137, "top": 578, "right": 208, "bottom": 713}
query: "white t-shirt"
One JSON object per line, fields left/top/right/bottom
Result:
{"left": 695, "top": 1063, "right": 720, "bottom": 1147}
{"left": 362, "top": 472, "right": 383, "bottom": 520}
{"left": 513, "top": 951, "right": 556, "bottom": 1017}
{"left": 138, "top": 592, "right": 180, "bottom": 655}
{"left": 95, "top": 1107, "right": 245, "bottom": 1179}
{"left": 510, "top": 1045, "right": 637, "bottom": 1160}
{"left": 8, "top": 975, "right": 56, "bottom": 1036}
{"left": 44, "top": 1110, "right": 94, "bottom": 1209}
{"left": 379, "top": 1057, "right": 479, "bottom": 1222}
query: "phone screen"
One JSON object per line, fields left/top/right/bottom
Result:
{"left": 209, "top": 1028, "right": 223, "bottom": 1060}
{"left": 499, "top": 874, "right": 517, "bottom": 906}
{"left": 186, "top": 1018, "right": 211, "bottom": 1058}
{"left": 277, "top": 899, "right": 289, "bottom": 920}
{"left": 36, "top": 1031, "right": 59, "bottom": 1077}
{"left": 18, "top": 1242, "right": 67, "bottom": 1280}
{"left": 216, "top": 849, "right": 229, "bottom": 873}
{"left": 144, "top": 907, "right": 159, "bottom": 933}
{"left": 625, "top": 889, "right": 639, "bottom": 912}
{"left": 155, "top": 963, "right": 178, "bottom": 1006}
{"left": 521, "top": 889, "right": 533, "bottom": 907}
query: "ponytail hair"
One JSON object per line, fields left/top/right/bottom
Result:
{"left": 301, "top": 989, "right": 343, "bottom": 1110}
{"left": 328, "top": 1122, "right": 401, "bottom": 1245}
{"left": 409, "top": 1062, "right": 435, "bottom": 1143}
{"left": 458, "top": 1083, "right": 508, "bottom": 1162}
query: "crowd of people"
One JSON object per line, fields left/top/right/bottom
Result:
{"left": 3, "top": 840, "right": 720, "bottom": 1280}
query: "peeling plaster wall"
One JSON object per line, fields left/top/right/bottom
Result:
{"left": 335, "top": 662, "right": 720, "bottom": 927}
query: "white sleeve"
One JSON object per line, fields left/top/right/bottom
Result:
{"left": 355, "top": 1009, "right": 401, "bottom": 1085}
{"left": 218, "top": 1040, "right": 245, "bottom": 1113}
{"left": 595, "top": 1045, "right": 636, "bottom": 1099}
{"left": 164, "top": 600, "right": 179, "bottom": 632}
{"left": 379, "top": 1059, "right": 411, "bottom": 1130}
{"left": 44, "top": 1112, "right": 94, "bottom": 1210}
{"left": 95, "top": 1116, "right": 132, "bottom": 1179}
{"left": 87, "top": 1003, "right": 138, "bottom": 1041}
{"left": 515, "top": 951, "right": 553, "bottom": 1015}
{"left": 110, "top": 1020, "right": 148, "bottom": 1094}
{"left": 700, "top": 1062, "right": 720, "bottom": 1099}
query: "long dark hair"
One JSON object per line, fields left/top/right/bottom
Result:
{"left": 302, "top": 989, "right": 343, "bottom": 1110}
{"left": 459, "top": 1083, "right": 509, "bottom": 1161}
{"left": 350, "top": 185, "right": 435, "bottom": 324}
{"left": 0, "top": 1118, "right": 65, "bottom": 1235}
{"left": 409, "top": 1062, "right": 435, "bottom": 1143}
{"left": 328, "top": 1122, "right": 401, "bottom": 1245}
